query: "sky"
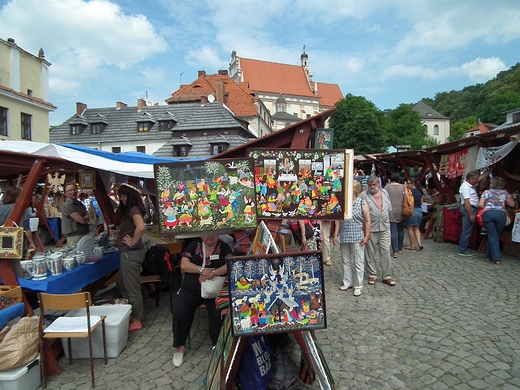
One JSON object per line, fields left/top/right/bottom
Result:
{"left": 1, "top": 0, "right": 520, "bottom": 126}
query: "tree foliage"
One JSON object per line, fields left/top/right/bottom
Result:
{"left": 329, "top": 94, "right": 386, "bottom": 154}
{"left": 385, "top": 104, "right": 435, "bottom": 150}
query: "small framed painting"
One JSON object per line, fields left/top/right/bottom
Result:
{"left": 314, "top": 128, "right": 334, "bottom": 149}
{"left": 228, "top": 251, "right": 326, "bottom": 336}
{"left": 79, "top": 171, "right": 96, "bottom": 190}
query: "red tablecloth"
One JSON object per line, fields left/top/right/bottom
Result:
{"left": 443, "top": 207, "right": 480, "bottom": 250}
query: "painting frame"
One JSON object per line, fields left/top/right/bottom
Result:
{"left": 0, "top": 225, "right": 24, "bottom": 259}
{"left": 248, "top": 148, "right": 354, "bottom": 220}
{"left": 154, "top": 158, "right": 257, "bottom": 237}
{"left": 79, "top": 170, "right": 96, "bottom": 190}
{"left": 228, "top": 251, "right": 326, "bottom": 336}
{"left": 314, "top": 128, "right": 334, "bottom": 149}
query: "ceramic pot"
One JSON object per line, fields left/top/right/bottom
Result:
{"left": 32, "top": 258, "right": 48, "bottom": 280}
{"left": 63, "top": 257, "right": 76, "bottom": 271}
{"left": 46, "top": 253, "right": 63, "bottom": 276}
{"left": 20, "top": 260, "right": 35, "bottom": 279}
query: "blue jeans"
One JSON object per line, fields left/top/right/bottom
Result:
{"left": 482, "top": 210, "right": 506, "bottom": 262}
{"left": 390, "top": 220, "right": 405, "bottom": 254}
{"left": 459, "top": 206, "right": 476, "bottom": 252}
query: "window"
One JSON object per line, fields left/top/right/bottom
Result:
{"left": 0, "top": 107, "right": 7, "bottom": 136}
{"left": 174, "top": 146, "right": 187, "bottom": 157}
{"left": 513, "top": 113, "right": 520, "bottom": 123}
{"left": 306, "top": 114, "right": 311, "bottom": 118}
{"left": 27, "top": 89, "right": 33, "bottom": 96}
{"left": 434, "top": 125, "right": 439, "bottom": 135}
{"left": 138, "top": 122, "right": 150, "bottom": 132}
{"left": 21, "top": 113, "right": 31, "bottom": 140}
{"left": 293, "top": 113, "right": 299, "bottom": 118}
{"left": 158, "top": 121, "right": 174, "bottom": 131}
{"left": 136, "top": 146, "right": 145, "bottom": 153}
{"left": 70, "top": 125, "right": 84, "bottom": 135}
{"left": 212, "top": 144, "right": 225, "bottom": 155}
{"left": 91, "top": 123, "right": 104, "bottom": 134}
{"left": 112, "top": 147, "right": 121, "bottom": 153}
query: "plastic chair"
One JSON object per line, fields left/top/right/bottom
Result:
{"left": 38, "top": 292, "right": 107, "bottom": 388}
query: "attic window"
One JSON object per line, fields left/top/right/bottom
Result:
{"left": 212, "top": 144, "right": 226, "bottom": 155}
{"left": 70, "top": 124, "right": 85, "bottom": 135}
{"left": 513, "top": 113, "right": 520, "bottom": 123}
{"left": 91, "top": 123, "right": 105, "bottom": 134}
{"left": 427, "top": 113, "right": 432, "bottom": 117}
{"left": 159, "top": 120, "right": 174, "bottom": 131}
{"left": 174, "top": 146, "right": 189, "bottom": 157}
{"left": 138, "top": 122, "right": 151, "bottom": 132}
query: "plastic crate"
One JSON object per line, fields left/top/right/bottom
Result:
{"left": 0, "top": 356, "right": 40, "bottom": 390}
{"left": 61, "top": 304, "right": 131, "bottom": 358}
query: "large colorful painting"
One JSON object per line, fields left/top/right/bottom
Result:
{"left": 154, "top": 159, "right": 257, "bottom": 235}
{"left": 228, "top": 251, "right": 326, "bottom": 336}
{"left": 248, "top": 148, "right": 354, "bottom": 220}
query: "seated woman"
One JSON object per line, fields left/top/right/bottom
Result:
{"left": 172, "top": 234, "right": 232, "bottom": 367}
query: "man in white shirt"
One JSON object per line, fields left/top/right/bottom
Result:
{"left": 458, "top": 168, "right": 492, "bottom": 256}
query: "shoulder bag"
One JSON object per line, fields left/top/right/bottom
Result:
{"left": 402, "top": 185, "right": 414, "bottom": 218}
{"left": 201, "top": 243, "right": 226, "bottom": 299}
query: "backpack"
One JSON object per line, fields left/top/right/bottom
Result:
{"left": 143, "top": 245, "right": 172, "bottom": 283}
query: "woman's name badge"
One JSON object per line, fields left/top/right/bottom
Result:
{"left": 210, "top": 254, "right": 219, "bottom": 260}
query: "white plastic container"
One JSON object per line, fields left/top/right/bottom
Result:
{"left": 0, "top": 356, "right": 40, "bottom": 390}
{"left": 61, "top": 304, "right": 131, "bottom": 358}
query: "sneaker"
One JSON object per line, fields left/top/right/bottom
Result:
{"left": 339, "top": 285, "right": 352, "bottom": 291}
{"left": 172, "top": 352, "right": 184, "bottom": 367}
{"left": 458, "top": 251, "right": 474, "bottom": 257}
{"left": 353, "top": 288, "right": 361, "bottom": 297}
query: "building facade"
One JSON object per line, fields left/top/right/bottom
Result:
{"left": 412, "top": 101, "right": 450, "bottom": 144}
{"left": 0, "top": 38, "right": 55, "bottom": 142}
{"left": 50, "top": 100, "right": 257, "bottom": 159}
{"left": 228, "top": 49, "right": 343, "bottom": 131}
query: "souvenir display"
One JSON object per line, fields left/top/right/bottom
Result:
{"left": 228, "top": 251, "right": 326, "bottom": 336}
{"left": 154, "top": 159, "right": 257, "bottom": 235}
{"left": 248, "top": 148, "right": 353, "bottom": 220}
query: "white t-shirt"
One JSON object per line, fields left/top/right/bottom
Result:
{"left": 459, "top": 180, "right": 479, "bottom": 207}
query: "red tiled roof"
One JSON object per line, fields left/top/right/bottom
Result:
{"left": 317, "top": 82, "right": 343, "bottom": 107}
{"left": 166, "top": 73, "right": 259, "bottom": 117}
{"left": 239, "top": 58, "right": 316, "bottom": 97}
{"left": 238, "top": 58, "right": 343, "bottom": 106}
{"left": 0, "top": 85, "right": 56, "bottom": 109}
{"left": 465, "top": 122, "right": 498, "bottom": 134}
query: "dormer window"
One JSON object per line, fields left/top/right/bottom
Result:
{"left": 138, "top": 122, "right": 151, "bottom": 132}
{"left": 174, "top": 146, "right": 189, "bottom": 157}
{"left": 91, "top": 123, "right": 106, "bottom": 134}
{"left": 159, "top": 120, "right": 175, "bottom": 131}
{"left": 71, "top": 125, "right": 85, "bottom": 135}
{"left": 212, "top": 144, "right": 226, "bottom": 155}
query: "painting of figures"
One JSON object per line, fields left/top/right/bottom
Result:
{"left": 248, "top": 148, "right": 354, "bottom": 220}
{"left": 154, "top": 159, "right": 257, "bottom": 235}
{"left": 228, "top": 251, "right": 326, "bottom": 336}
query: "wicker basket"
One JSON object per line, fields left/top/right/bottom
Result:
{"left": 0, "top": 286, "right": 22, "bottom": 309}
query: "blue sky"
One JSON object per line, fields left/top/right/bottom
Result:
{"left": 1, "top": 0, "right": 520, "bottom": 126}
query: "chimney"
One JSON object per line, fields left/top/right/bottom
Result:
{"left": 76, "top": 102, "right": 87, "bottom": 116}
{"left": 218, "top": 70, "right": 228, "bottom": 76}
{"left": 137, "top": 99, "right": 146, "bottom": 110}
{"left": 201, "top": 95, "right": 208, "bottom": 104}
{"left": 198, "top": 70, "right": 206, "bottom": 78}
{"left": 116, "top": 101, "right": 127, "bottom": 109}
{"left": 216, "top": 80, "right": 225, "bottom": 105}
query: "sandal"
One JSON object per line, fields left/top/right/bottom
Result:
{"left": 368, "top": 278, "right": 376, "bottom": 285}
{"left": 392, "top": 253, "right": 398, "bottom": 258}
{"left": 325, "top": 259, "right": 332, "bottom": 266}
{"left": 404, "top": 246, "right": 415, "bottom": 250}
{"left": 382, "top": 278, "right": 396, "bottom": 286}
{"left": 419, "top": 245, "right": 424, "bottom": 250}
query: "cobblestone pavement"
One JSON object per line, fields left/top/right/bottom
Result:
{"left": 40, "top": 239, "right": 520, "bottom": 389}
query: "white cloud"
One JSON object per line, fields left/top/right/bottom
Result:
{"left": 380, "top": 57, "right": 507, "bottom": 83}
{"left": 185, "top": 46, "right": 228, "bottom": 70}
{"left": 0, "top": 0, "right": 167, "bottom": 75}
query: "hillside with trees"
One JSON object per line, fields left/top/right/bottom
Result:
{"left": 422, "top": 62, "right": 520, "bottom": 139}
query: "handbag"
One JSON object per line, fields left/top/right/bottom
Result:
{"left": 476, "top": 208, "right": 485, "bottom": 226}
{"left": 200, "top": 243, "right": 226, "bottom": 299}
{"left": 402, "top": 185, "right": 414, "bottom": 218}
{"left": 0, "top": 223, "right": 24, "bottom": 259}
{"left": 291, "top": 221, "right": 314, "bottom": 244}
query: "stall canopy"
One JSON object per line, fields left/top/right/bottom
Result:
{"left": 0, "top": 141, "right": 204, "bottom": 179}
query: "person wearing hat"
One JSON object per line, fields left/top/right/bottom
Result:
{"left": 115, "top": 183, "right": 146, "bottom": 331}
{"left": 61, "top": 183, "right": 90, "bottom": 246}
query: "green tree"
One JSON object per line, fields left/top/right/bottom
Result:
{"left": 447, "top": 116, "right": 477, "bottom": 141}
{"left": 329, "top": 94, "right": 385, "bottom": 154}
{"left": 385, "top": 104, "right": 433, "bottom": 150}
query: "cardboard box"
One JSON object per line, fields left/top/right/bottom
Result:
{"left": 0, "top": 356, "right": 40, "bottom": 390}
{"left": 62, "top": 304, "right": 131, "bottom": 358}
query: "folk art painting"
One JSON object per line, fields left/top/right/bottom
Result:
{"left": 154, "top": 159, "right": 257, "bottom": 235}
{"left": 248, "top": 148, "right": 354, "bottom": 220}
{"left": 228, "top": 251, "right": 326, "bottom": 336}
{"left": 314, "top": 128, "right": 334, "bottom": 149}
